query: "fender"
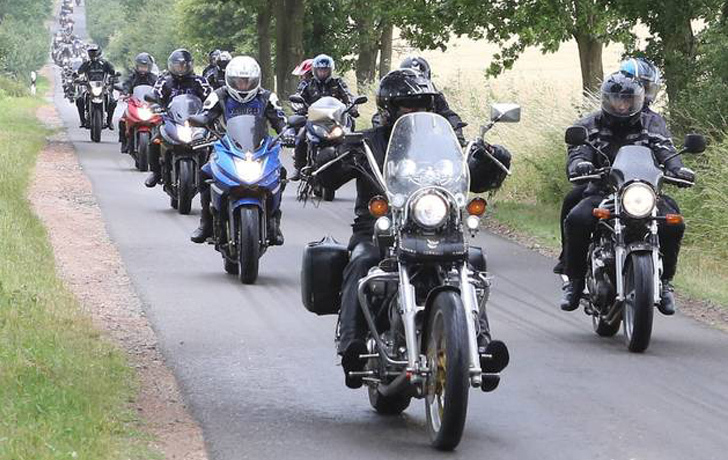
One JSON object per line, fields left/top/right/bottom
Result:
{"left": 420, "top": 285, "right": 461, "bottom": 354}
{"left": 623, "top": 241, "right": 654, "bottom": 258}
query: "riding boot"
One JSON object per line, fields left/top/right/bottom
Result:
{"left": 145, "top": 144, "right": 162, "bottom": 188}
{"left": 560, "top": 278, "right": 585, "bottom": 311}
{"left": 658, "top": 280, "right": 676, "bottom": 316}
{"left": 191, "top": 188, "right": 213, "bottom": 243}
{"left": 269, "top": 209, "right": 284, "bottom": 246}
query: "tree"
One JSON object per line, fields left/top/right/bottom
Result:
{"left": 396, "top": 0, "right": 635, "bottom": 94}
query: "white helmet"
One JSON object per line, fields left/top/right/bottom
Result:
{"left": 225, "top": 56, "right": 261, "bottom": 104}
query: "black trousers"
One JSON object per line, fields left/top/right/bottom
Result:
{"left": 557, "top": 184, "right": 588, "bottom": 262}
{"left": 75, "top": 95, "right": 117, "bottom": 126}
{"left": 293, "top": 128, "right": 307, "bottom": 170}
{"left": 564, "top": 194, "right": 684, "bottom": 280}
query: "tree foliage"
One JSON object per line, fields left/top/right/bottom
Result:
{"left": 0, "top": 0, "right": 52, "bottom": 78}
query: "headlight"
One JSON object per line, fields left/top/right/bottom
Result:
{"left": 621, "top": 182, "right": 656, "bottom": 218}
{"left": 411, "top": 193, "right": 449, "bottom": 229}
{"left": 137, "top": 107, "right": 153, "bottom": 121}
{"left": 177, "top": 124, "right": 192, "bottom": 143}
{"left": 90, "top": 86, "right": 103, "bottom": 97}
{"left": 327, "top": 125, "right": 344, "bottom": 139}
{"left": 233, "top": 156, "right": 265, "bottom": 184}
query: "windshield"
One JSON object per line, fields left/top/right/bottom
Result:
{"left": 609, "top": 146, "right": 663, "bottom": 188}
{"left": 308, "top": 96, "right": 347, "bottom": 126}
{"left": 167, "top": 94, "right": 202, "bottom": 124}
{"left": 384, "top": 112, "right": 468, "bottom": 206}
{"left": 132, "top": 85, "right": 154, "bottom": 101}
{"left": 225, "top": 115, "right": 268, "bottom": 155}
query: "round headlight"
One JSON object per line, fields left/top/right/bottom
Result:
{"left": 137, "top": 107, "right": 153, "bottom": 121}
{"left": 621, "top": 182, "right": 656, "bottom": 218}
{"left": 233, "top": 157, "right": 264, "bottom": 183}
{"left": 412, "top": 193, "right": 449, "bottom": 229}
{"left": 328, "top": 126, "right": 344, "bottom": 139}
{"left": 176, "top": 124, "right": 193, "bottom": 143}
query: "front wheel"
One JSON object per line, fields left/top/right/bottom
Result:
{"left": 136, "top": 131, "right": 150, "bottom": 172}
{"left": 90, "top": 106, "right": 102, "bottom": 143}
{"left": 623, "top": 253, "right": 655, "bottom": 353}
{"left": 237, "top": 206, "right": 260, "bottom": 284}
{"left": 425, "top": 290, "right": 469, "bottom": 451}
{"left": 176, "top": 159, "right": 194, "bottom": 215}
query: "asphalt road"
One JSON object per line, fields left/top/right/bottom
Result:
{"left": 55, "top": 5, "right": 728, "bottom": 459}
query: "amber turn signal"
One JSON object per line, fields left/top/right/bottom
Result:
{"left": 467, "top": 197, "right": 487, "bottom": 216}
{"left": 368, "top": 196, "right": 389, "bottom": 217}
{"left": 153, "top": 138, "right": 162, "bottom": 145}
{"left": 592, "top": 208, "right": 611, "bottom": 219}
{"left": 665, "top": 214, "right": 684, "bottom": 225}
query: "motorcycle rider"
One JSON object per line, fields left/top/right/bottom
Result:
{"left": 145, "top": 49, "right": 211, "bottom": 188}
{"left": 189, "top": 56, "right": 292, "bottom": 245}
{"left": 314, "top": 69, "right": 513, "bottom": 388}
{"left": 75, "top": 44, "right": 117, "bottom": 129}
{"left": 554, "top": 58, "right": 667, "bottom": 275}
{"left": 118, "top": 53, "right": 159, "bottom": 153}
{"left": 560, "top": 72, "right": 695, "bottom": 315}
{"left": 202, "top": 49, "right": 221, "bottom": 83}
{"left": 290, "top": 54, "right": 357, "bottom": 181}
{"left": 206, "top": 51, "right": 232, "bottom": 89}
{"left": 292, "top": 58, "right": 314, "bottom": 84}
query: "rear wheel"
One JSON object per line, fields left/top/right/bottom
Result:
{"left": 425, "top": 290, "right": 469, "bottom": 451}
{"left": 137, "top": 131, "right": 150, "bottom": 172}
{"left": 623, "top": 253, "right": 655, "bottom": 353}
{"left": 177, "top": 159, "right": 194, "bottom": 215}
{"left": 90, "top": 106, "right": 102, "bottom": 143}
{"left": 237, "top": 206, "right": 260, "bottom": 284}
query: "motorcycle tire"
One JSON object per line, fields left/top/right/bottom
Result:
{"left": 623, "top": 253, "right": 655, "bottom": 353}
{"left": 137, "top": 132, "right": 150, "bottom": 172}
{"left": 425, "top": 290, "right": 469, "bottom": 451}
{"left": 237, "top": 206, "right": 260, "bottom": 284}
{"left": 177, "top": 159, "right": 194, "bottom": 215}
{"left": 90, "top": 107, "right": 102, "bottom": 143}
{"left": 323, "top": 187, "right": 335, "bottom": 202}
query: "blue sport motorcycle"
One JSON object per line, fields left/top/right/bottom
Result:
{"left": 192, "top": 114, "right": 297, "bottom": 284}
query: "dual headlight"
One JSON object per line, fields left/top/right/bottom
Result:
{"left": 233, "top": 156, "right": 265, "bottom": 184}
{"left": 176, "top": 124, "right": 193, "bottom": 143}
{"left": 311, "top": 123, "right": 344, "bottom": 140}
{"left": 411, "top": 193, "right": 449, "bottom": 229}
{"left": 621, "top": 182, "right": 656, "bottom": 218}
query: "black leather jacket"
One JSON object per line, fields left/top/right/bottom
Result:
{"left": 77, "top": 58, "right": 115, "bottom": 82}
{"left": 295, "top": 77, "right": 355, "bottom": 112}
{"left": 153, "top": 73, "right": 211, "bottom": 107}
{"left": 121, "top": 71, "right": 158, "bottom": 94}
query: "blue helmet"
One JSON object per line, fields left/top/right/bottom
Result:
{"left": 620, "top": 57, "right": 662, "bottom": 105}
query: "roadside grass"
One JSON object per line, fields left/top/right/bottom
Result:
{"left": 0, "top": 91, "right": 151, "bottom": 459}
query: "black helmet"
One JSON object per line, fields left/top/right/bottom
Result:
{"left": 376, "top": 69, "right": 437, "bottom": 126}
{"left": 135, "top": 52, "right": 153, "bottom": 75}
{"left": 168, "top": 49, "right": 194, "bottom": 78}
{"left": 399, "top": 56, "right": 432, "bottom": 80}
{"left": 208, "top": 49, "right": 221, "bottom": 66}
{"left": 600, "top": 72, "right": 645, "bottom": 127}
{"left": 87, "top": 44, "right": 102, "bottom": 61}
{"left": 217, "top": 51, "right": 232, "bottom": 71}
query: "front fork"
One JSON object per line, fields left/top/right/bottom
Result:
{"left": 614, "top": 214, "right": 662, "bottom": 305}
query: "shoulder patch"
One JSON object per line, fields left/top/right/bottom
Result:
{"left": 203, "top": 91, "right": 219, "bottom": 110}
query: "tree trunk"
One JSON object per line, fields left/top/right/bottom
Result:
{"left": 257, "top": 1, "right": 273, "bottom": 90}
{"left": 378, "top": 21, "right": 393, "bottom": 79}
{"left": 274, "top": 0, "right": 289, "bottom": 95}
{"left": 574, "top": 33, "right": 604, "bottom": 96}
{"left": 286, "top": 0, "right": 305, "bottom": 96}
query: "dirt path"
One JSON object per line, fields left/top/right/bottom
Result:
{"left": 29, "top": 68, "right": 208, "bottom": 460}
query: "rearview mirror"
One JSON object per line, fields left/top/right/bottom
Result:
{"left": 490, "top": 103, "right": 521, "bottom": 123}
{"left": 289, "top": 94, "right": 305, "bottom": 105}
{"left": 565, "top": 125, "right": 588, "bottom": 146}
{"left": 287, "top": 114, "right": 306, "bottom": 129}
{"left": 683, "top": 133, "right": 706, "bottom": 154}
{"left": 353, "top": 95, "right": 368, "bottom": 105}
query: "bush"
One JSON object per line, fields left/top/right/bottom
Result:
{"left": 0, "top": 13, "right": 50, "bottom": 79}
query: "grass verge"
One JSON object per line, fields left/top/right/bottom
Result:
{"left": 0, "top": 87, "right": 148, "bottom": 459}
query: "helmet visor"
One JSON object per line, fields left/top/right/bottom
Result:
{"left": 393, "top": 94, "right": 434, "bottom": 112}
{"left": 136, "top": 63, "right": 150, "bottom": 74}
{"left": 643, "top": 81, "right": 661, "bottom": 103}
{"left": 314, "top": 68, "right": 331, "bottom": 81}
{"left": 602, "top": 91, "right": 644, "bottom": 118}
{"left": 169, "top": 60, "right": 192, "bottom": 77}
{"left": 228, "top": 75, "right": 260, "bottom": 92}
{"left": 88, "top": 49, "right": 99, "bottom": 60}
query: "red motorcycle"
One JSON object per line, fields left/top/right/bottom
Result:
{"left": 121, "top": 85, "right": 162, "bottom": 171}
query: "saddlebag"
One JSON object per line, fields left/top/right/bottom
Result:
{"left": 301, "top": 235, "right": 349, "bottom": 315}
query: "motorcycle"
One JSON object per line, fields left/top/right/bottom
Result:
{"left": 301, "top": 107, "right": 518, "bottom": 449}
{"left": 565, "top": 126, "right": 705, "bottom": 352}
{"left": 62, "top": 57, "right": 83, "bottom": 102}
{"left": 188, "top": 114, "right": 299, "bottom": 284}
{"left": 147, "top": 93, "right": 207, "bottom": 214}
{"left": 288, "top": 94, "right": 366, "bottom": 203}
{"left": 119, "top": 85, "right": 162, "bottom": 171}
{"left": 76, "top": 71, "right": 117, "bottom": 143}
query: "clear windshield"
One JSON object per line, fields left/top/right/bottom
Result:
{"left": 384, "top": 112, "right": 468, "bottom": 205}
{"left": 167, "top": 94, "right": 203, "bottom": 124}
{"left": 132, "top": 85, "right": 154, "bottom": 101}
{"left": 308, "top": 96, "right": 347, "bottom": 125}
{"left": 609, "top": 146, "right": 663, "bottom": 188}
{"left": 226, "top": 115, "right": 267, "bottom": 153}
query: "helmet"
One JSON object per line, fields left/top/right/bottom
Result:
{"left": 208, "top": 49, "right": 221, "bottom": 66}
{"left": 312, "top": 54, "right": 334, "bottom": 83}
{"left": 225, "top": 56, "right": 261, "bottom": 104}
{"left": 376, "top": 69, "right": 437, "bottom": 126}
{"left": 292, "top": 58, "right": 314, "bottom": 78}
{"left": 217, "top": 51, "right": 232, "bottom": 71}
{"left": 399, "top": 56, "right": 432, "bottom": 80}
{"left": 620, "top": 57, "right": 662, "bottom": 105}
{"left": 87, "top": 44, "right": 102, "bottom": 61}
{"left": 600, "top": 72, "right": 645, "bottom": 126}
{"left": 135, "top": 52, "right": 153, "bottom": 75}
{"left": 167, "top": 49, "right": 194, "bottom": 78}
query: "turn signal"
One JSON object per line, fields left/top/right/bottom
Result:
{"left": 368, "top": 196, "right": 389, "bottom": 217}
{"left": 592, "top": 208, "right": 611, "bottom": 219}
{"left": 467, "top": 197, "right": 487, "bottom": 216}
{"left": 153, "top": 138, "right": 162, "bottom": 145}
{"left": 665, "top": 214, "right": 684, "bottom": 225}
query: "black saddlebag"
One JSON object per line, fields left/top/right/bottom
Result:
{"left": 301, "top": 235, "right": 349, "bottom": 315}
